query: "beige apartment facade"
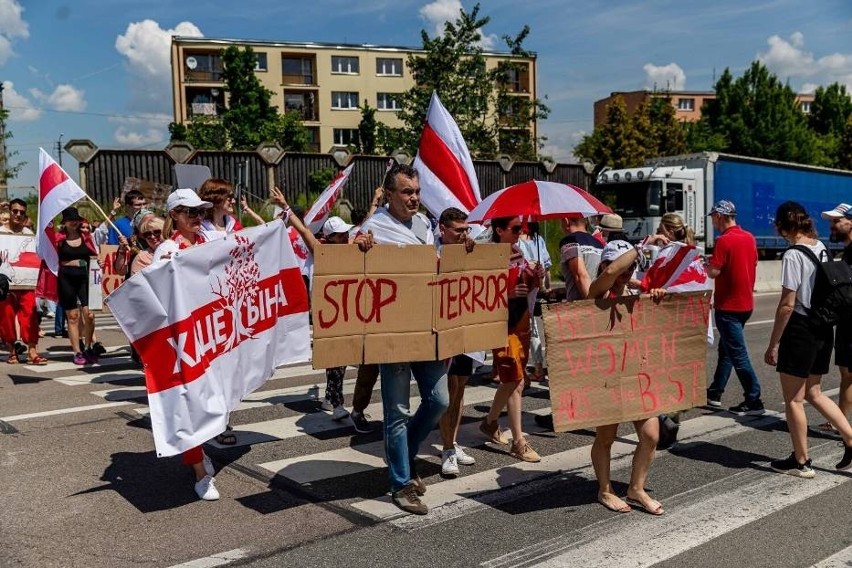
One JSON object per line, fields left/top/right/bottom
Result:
{"left": 171, "top": 37, "right": 537, "bottom": 153}
{"left": 593, "top": 90, "right": 816, "bottom": 127}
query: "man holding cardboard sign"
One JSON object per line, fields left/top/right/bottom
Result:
{"left": 357, "top": 163, "right": 449, "bottom": 515}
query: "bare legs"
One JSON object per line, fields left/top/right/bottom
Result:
{"left": 592, "top": 418, "right": 661, "bottom": 513}
{"left": 780, "top": 372, "right": 852, "bottom": 463}
{"left": 486, "top": 379, "right": 526, "bottom": 447}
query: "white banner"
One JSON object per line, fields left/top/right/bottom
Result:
{"left": 105, "top": 221, "right": 311, "bottom": 457}
{"left": 304, "top": 164, "right": 354, "bottom": 234}
{"left": 0, "top": 234, "right": 39, "bottom": 289}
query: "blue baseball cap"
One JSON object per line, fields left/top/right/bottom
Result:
{"left": 708, "top": 200, "right": 736, "bottom": 216}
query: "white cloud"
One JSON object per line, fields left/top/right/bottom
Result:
{"left": 419, "top": 0, "right": 498, "bottom": 49}
{"left": 1, "top": 80, "right": 41, "bottom": 121}
{"left": 109, "top": 113, "right": 172, "bottom": 148}
{"left": 758, "top": 32, "right": 852, "bottom": 91}
{"left": 0, "top": 0, "right": 29, "bottom": 65}
{"left": 115, "top": 19, "right": 203, "bottom": 113}
{"left": 643, "top": 63, "right": 686, "bottom": 91}
{"left": 30, "top": 84, "right": 86, "bottom": 112}
{"left": 539, "top": 127, "right": 589, "bottom": 164}
{"left": 113, "top": 127, "right": 166, "bottom": 147}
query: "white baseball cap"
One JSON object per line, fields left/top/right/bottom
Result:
{"left": 322, "top": 216, "right": 354, "bottom": 237}
{"left": 166, "top": 188, "right": 213, "bottom": 212}
{"left": 601, "top": 240, "right": 634, "bottom": 263}
{"left": 821, "top": 203, "right": 852, "bottom": 220}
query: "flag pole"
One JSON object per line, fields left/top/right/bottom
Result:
{"left": 83, "top": 194, "right": 122, "bottom": 234}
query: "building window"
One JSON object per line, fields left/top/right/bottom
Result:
{"left": 333, "top": 128, "right": 359, "bottom": 146}
{"left": 331, "top": 91, "right": 359, "bottom": 110}
{"left": 282, "top": 56, "right": 315, "bottom": 84}
{"left": 677, "top": 98, "right": 695, "bottom": 111}
{"left": 255, "top": 52, "right": 268, "bottom": 72}
{"left": 331, "top": 56, "right": 360, "bottom": 74}
{"left": 184, "top": 52, "right": 224, "bottom": 82}
{"left": 377, "top": 92, "right": 401, "bottom": 111}
{"left": 376, "top": 57, "right": 403, "bottom": 76}
{"left": 800, "top": 101, "right": 812, "bottom": 114}
{"left": 284, "top": 91, "right": 318, "bottom": 121}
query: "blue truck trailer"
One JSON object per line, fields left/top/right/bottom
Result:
{"left": 595, "top": 152, "right": 852, "bottom": 257}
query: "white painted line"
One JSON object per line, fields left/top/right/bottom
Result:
{"left": 27, "top": 356, "right": 130, "bottom": 374}
{"left": 745, "top": 318, "right": 774, "bottom": 327}
{"left": 53, "top": 369, "right": 143, "bottom": 386}
{"left": 491, "top": 441, "right": 849, "bottom": 568}
{"left": 167, "top": 548, "right": 250, "bottom": 568}
{"left": 812, "top": 544, "right": 852, "bottom": 567}
{"left": 2, "top": 401, "right": 135, "bottom": 422}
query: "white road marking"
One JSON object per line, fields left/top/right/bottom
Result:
{"left": 2, "top": 401, "right": 135, "bottom": 421}
{"left": 166, "top": 548, "right": 250, "bottom": 568}
{"left": 812, "top": 544, "right": 852, "bottom": 568}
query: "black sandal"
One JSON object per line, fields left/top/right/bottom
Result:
{"left": 215, "top": 425, "right": 237, "bottom": 445}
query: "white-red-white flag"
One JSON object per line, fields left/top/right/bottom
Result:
{"left": 413, "top": 91, "right": 482, "bottom": 218}
{"left": 36, "top": 148, "right": 87, "bottom": 275}
{"left": 105, "top": 221, "right": 311, "bottom": 457}
{"left": 641, "top": 242, "right": 711, "bottom": 293}
{"left": 304, "top": 164, "right": 354, "bottom": 234}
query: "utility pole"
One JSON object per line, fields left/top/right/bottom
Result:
{"left": 56, "top": 133, "right": 64, "bottom": 167}
{"left": 0, "top": 82, "right": 8, "bottom": 201}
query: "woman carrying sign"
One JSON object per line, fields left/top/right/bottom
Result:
{"left": 587, "top": 240, "right": 664, "bottom": 515}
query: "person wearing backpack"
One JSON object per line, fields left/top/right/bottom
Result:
{"left": 811, "top": 203, "right": 852, "bottom": 437}
{"left": 764, "top": 201, "right": 852, "bottom": 478}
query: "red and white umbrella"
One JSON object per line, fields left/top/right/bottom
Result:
{"left": 466, "top": 180, "right": 612, "bottom": 222}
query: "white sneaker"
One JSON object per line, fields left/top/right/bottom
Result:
{"left": 202, "top": 454, "right": 215, "bottom": 477}
{"left": 320, "top": 399, "right": 334, "bottom": 412}
{"left": 454, "top": 443, "right": 476, "bottom": 466}
{"left": 441, "top": 449, "right": 460, "bottom": 477}
{"left": 332, "top": 406, "right": 350, "bottom": 421}
{"left": 194, "top": 475, "right": 220, "bottom": 501}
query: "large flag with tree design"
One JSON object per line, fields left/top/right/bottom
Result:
{"left": 105, "top": 221, "right": 310, "bottom": 457}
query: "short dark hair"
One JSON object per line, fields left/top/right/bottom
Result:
{"left": 383, "top": 163, "right": 418, "bottom": 193}
{"left": 439, "top": 207, "right": 468, "bottom": 226}
{"left": 350, "top": 208, "right": 368, "bottom": 226}
{"left": 124, "top": 190, "right": 145, "bottom": 206}
{"left": 490, "top": 216, "right": 516, "bottom": 243}
{"left": 9, "top": 198, "right": 27, "bottom": 210}
{"left": 774, "top": 201, "right": 817, "bottom": 239}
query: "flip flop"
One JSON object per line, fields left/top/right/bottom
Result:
{"left": 6, "top": 353, "right": 18, "bottom": 364}
{"left": 29, "top": 355, "right": 48, "bottom": 365}
{"left": 625, "top": 497, "right": 664, "bottom": 516}
{"left": 215, "top": 425, "right": 237, "bottom": 446}
{"left": 597, "top": 495, "right": 631, "bottom": 513}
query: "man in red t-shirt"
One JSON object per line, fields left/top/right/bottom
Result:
{"left": 705, "top": 200, "right": 763, "bottom": 414}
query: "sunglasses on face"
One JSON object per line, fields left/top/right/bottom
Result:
{"left": 142, "top": 230, "right": 163, "bottom": 239}
{"left": 177, "top": 207, "right": 204, "bottom": 218}
{"left": 509, "top": 225, "right": 522, "bottom": 234}
{"left": 445, "top": 226, "right": 470, "bottom": 235}
{"left": 10, "top": 209, "right": 26, "bottom": 216}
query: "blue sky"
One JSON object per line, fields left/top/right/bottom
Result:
{"left": 2, "top": 0, "right": 851, "bottom": 194}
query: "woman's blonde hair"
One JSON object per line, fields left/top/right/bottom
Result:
{"left": 140, "top": 216, "right": 164, "bottom": 234}
{"left": 660, "top": 213, "right": 695, "bottom": 245}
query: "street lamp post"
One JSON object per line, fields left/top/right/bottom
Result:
{"left": 56, "top": 134, "right": 64, "bottom": 167}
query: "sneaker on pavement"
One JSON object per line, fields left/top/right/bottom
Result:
{"left": 72, "top": 352, "right": 86, "bottom": 366}
{"left": 836, "top": 443, "right": 852, "bottom": 471}
{"left": 202, "top": 454, "right": 215, "bottom": 477}
{"left": 706, "top": 395, "right": 722, "bottom": 408}
{"left": 728, "top": 399, "right": 765, "bottom": 415}
{"left": 83, "top": 349, "right": 99, "bottom": 365}
{"left": 510, "top": 440, "right": 541, "bottom": 463}
{"left": 319, "top": 399, "right": 334, "bottom": 412}
{"left": 411, "top": 475, "right": 426, "bottom": 496}
{"left": 771, "top": 453, "right": 815, "bottom": 479}
{"left": 391, "top": 484, "right": 428, "bottom": 515}
{"left": 454, "top": 443, "right": 476, "bottom": 466}
{"left": 331, "top": 406, "right": 350, "bottom": 421}
{"left": 441, "top": 449, "right": 460, "bottom": 477}
{"left": 534, "top": 413, "right": 554, "bottom": 430}
{"left": 91, "top": 341, "right": 107, "bottom": 356}
{"left": 349, "top": 411, "right": 374, "bottom": 434}
{"left": 480, "top": 417, "right": 509, "bottom": 445}
{"left": 194, "top": 475, "right": 220, "bottom": 500}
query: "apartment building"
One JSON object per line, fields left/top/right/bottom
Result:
{"left": 593, "top": 90, "right": 816, "bottom": 127}
{"left": 170, "top": 36, "right": 538, "bottom": 153}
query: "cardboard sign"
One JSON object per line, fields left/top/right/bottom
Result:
{"left": 0, "top": 233, "right": 39, "bottom": 289}
{"left": 122, "top": 177, "right": 173, "bottom": 211}
{"left": 98, "top": 245, "right": 124, "bottom": 297}
{"left": 543, "top": 291, "right": 710, "bottom": 432}
{"left": 88, "top": 260, "right": 103, "bottom": 311}
{"left": 311, "top": 243, "right": 510, "bottom": 368}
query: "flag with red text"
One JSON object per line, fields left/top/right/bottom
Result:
{"left": 413, "top": 91, "right": 482, "bottom": 218}
{"left": 304, "top": 164, "right": 354, "bottom": 233}
{"left": 36, "top": 148, "right": 87, "bottom": 275}
{"left": 641, "top": 242, "right": 711, "bottom": 293}
{"left": 105, "top": 221, "right": 310, "bottom": 457}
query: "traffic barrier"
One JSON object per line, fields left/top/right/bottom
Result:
{"left": 754, "top": 260, "right": 782, "bottom": 293}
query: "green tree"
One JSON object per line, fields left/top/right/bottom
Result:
{"left": 839, "top": 114, "right": 852, "bottom": 170}
{"left": 809, "top": 83, "right": 852, "bottom": 136}
{"left": 276, "top": 111, "right": 310, "bottom": 152}
{"left": 636, "top": 95, "right": 687, "bottom": 157}
{"left": 701, "top": 62, "right": 819, "bottom": 164}
{"left": 395, "top": 3, "right": 548, "bottom": 160}
{"left": 357, "top": 100, "right": 377, "bottom": 155}
{"left": 0, "top": 96, "right": 25, "bottom": 190}
{"left": 575, "top": 96, "right": 643, "bottom": 169}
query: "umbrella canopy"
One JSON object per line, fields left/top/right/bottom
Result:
{"left": 466, "top": 180, "right": 612, "bottom": 223}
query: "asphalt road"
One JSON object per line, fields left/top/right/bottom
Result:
{"left": 2, "top": 292, "right": 852, "bottom": 568}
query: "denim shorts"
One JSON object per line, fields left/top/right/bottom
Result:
{"left": 777, "top": 312, "right": 834, "bottom": 378}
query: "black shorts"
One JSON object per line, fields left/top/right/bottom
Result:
{"left": 836, "top": 321, "right": 852, "bottom": 369}
{"left": 58, "top": 266, "right": 89, "bottom": 310}
{"left": 777, "top": 312, "right": 834, "bottom": 378}
{"left": 448, "top": 354, "right": 474, "bottom": 377}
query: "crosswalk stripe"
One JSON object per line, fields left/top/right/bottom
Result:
{"left": 812, "top": 544, "right": 852, "bottom": 568}
{"left": 486, "top": 438, "right": 849, "bottom": 568}
{"left": 53, "top": 369, "right": 142, "bottom": 386}
{"left": 26, "top": 355, "right": 130, "bottom": 374}
{"left": 2, "top": 401, "right": 135, "bottom": 421}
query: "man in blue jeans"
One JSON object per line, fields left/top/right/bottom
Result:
{"left": 705, "top": 200, "right": 764, "bottom": 414}
{"left": 358, "top": 163, "right": 450, "bottom": 515}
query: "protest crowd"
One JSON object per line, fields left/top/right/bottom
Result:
{"left": 11, "top": 102, "right": 852, "bottom": 517}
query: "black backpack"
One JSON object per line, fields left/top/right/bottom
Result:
{"left": 789, "top": 244, "right": 852, "bottom": 326}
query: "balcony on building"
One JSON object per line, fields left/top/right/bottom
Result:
{"left": 183, "top": 51, "right": 224, "bottom": 83}
{"left": 284, "top": 90, "right": 319, "bottom": 122}
{"left": 186, "top": 87, "right": 225, "bottom": 118}
{"left": 282, "top": 54, "right": 317, "bottom": 86}
{"left": 502, "top": 63, "right": 531, "bottom": 95}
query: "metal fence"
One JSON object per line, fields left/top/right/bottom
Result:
{"left": 71, "top": 142, "right": 593, "bottom": 210}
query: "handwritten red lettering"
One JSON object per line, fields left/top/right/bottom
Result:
{"left": 317, "top": 277, "right": 397, "bottom": 328}
{"left": 637, "top": 371, "right": 658, "bottom": 412}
